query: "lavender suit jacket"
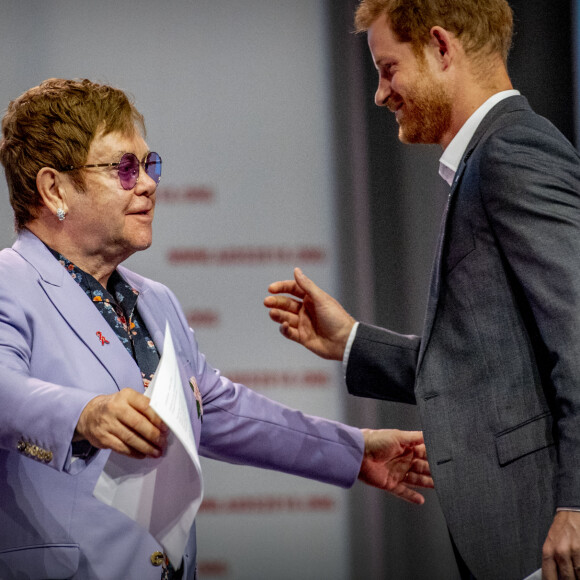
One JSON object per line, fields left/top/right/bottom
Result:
{"left": 0, "top": 229, "right": 364, "bottom": 579}
{"left": 346, "top": 96, "right": 580, "bottom": 579}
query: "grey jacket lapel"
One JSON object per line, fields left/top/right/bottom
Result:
{"left": 417, "top": 159, "right": 468, "bottom": 369}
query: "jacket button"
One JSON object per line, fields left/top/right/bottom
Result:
{"left": 150, "top": 551, "right": 164, "bottom": 566}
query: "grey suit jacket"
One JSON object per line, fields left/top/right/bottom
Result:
{"left": 346, "top": 96, "right": 580, "bottom": 579}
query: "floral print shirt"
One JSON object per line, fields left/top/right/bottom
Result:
{"left": 50, "top": 250, "right": 160, "bottom": 389}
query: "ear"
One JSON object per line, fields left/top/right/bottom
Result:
{"left": 36, "top": 167, "right": 70, "bottom": 218}
{"left": 429, "top": 26, "right": 455, "bottom": 71}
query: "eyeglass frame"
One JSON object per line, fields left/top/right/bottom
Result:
{"left": 59, "top": 151, "right": 162, "bottom": 190}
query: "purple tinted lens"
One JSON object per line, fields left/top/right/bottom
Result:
{"left": 118, "top": 153, "right": 140, "bottom": 190}
{"left": 145, "top": 152, "right": 162, "bottom": 184}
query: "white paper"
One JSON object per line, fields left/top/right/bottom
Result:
{"left": 522, "top": 569, "right": 541, "bottom": 580}
{"left": 94, "top": 323, "right": 203, "bottom": 568}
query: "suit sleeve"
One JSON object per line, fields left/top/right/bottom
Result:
{"left": 345, "top": 323, "right": 420, "bottom": 405}
{"left": 479, "top": 119, "right": 580, "bottom": 507}
{"left": 161, "top": 288, "right": 365, "bottom": 489}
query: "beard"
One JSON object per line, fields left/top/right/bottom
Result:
{"left": 394, "top": 67, "right": 453, "bottom": 145}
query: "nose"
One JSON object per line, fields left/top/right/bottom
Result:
{"left": 375, "top": 79, "right": 390, "bottom": 107}
{"left": 134, "top": 169, "right": 157, "bottom": 197}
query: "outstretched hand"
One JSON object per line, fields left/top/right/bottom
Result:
{"left": 267, "top": 270, "right": 433, "bottom": 502}
{"left": 264, "top": 267, "right": 356, "bottom": 360}
{"left": 358, "top": 429, "right": 433, "bottom": 505}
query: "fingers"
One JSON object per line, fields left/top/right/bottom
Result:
{"left": 294, "top": 267, "right": 324, "bottom": 299}
{"left": 119, "top": 393, "right": 168, "bottom": 456}
{"left": 268, "top": 308, "right": 298, "bottom": 328}
{"left": 392, "top": 429, "right": 425, "bottom": 449}
{"left": 103, "top": 423, "right": 157, "bottom": 460}
{"left": 542, "top": 511, "right": 580, "bottom": 580}
{"left": 390, "top": 482, "right": 427, "bottom": 505}
{"left": 266, "top": 269, "right": 321, "bottom": 301}
{"left": 264, "top": 294, "right": 303, "bottom": 315}
{"left": 542, "top": 555, "right": 575, "bottom": 580}
{"left": 358, "top": 428, "right": 434, "bottom": 506}
{"left": 267, "top": 279, "right": 306, "bottom": 298}
{"left": 264, "top": 294, "right": 304, "bottom": 345}
{"left": 278, "top": 321, "right": 301, "bottom": 343}
{"left": 266, "top": 268, "right": 328, "bottom": 306}
{"left": 267, "top": 307, "right": 300, "bottom": 339}
{"left": 400, "top": 447, "right": 433, "bottom": 489}
{"left": 410, "top": 455, "right": 432, "bottom": 475}
{"left": 390, "top": 456, "right": 434, "bottom": 503}
{"left": 405, "top": 473, "right": 434, "bottom": 490}
{"left": 362, "top": 428, "right": 425, "bottom": 459}
{"left": 265, "top": 294, "right": 306, "bottom": 344}
{"left": 541, "top": 559, "right": 557, "bottom": 580}
{"left": 413, "top": 443, "right": 428, "bottom": 459}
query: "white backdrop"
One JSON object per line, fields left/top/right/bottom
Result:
{"left": 0, "top": 2, "right": 351, "bottom": 578}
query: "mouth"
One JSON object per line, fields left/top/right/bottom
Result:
{"left": 392, "top": 107, "right": 404, "bottom": 126}
{"left": 127, "top": 207, "right": 153, "bottom": 218}
{"left": 388, "top": 101, "right": 404, "bottom": 119}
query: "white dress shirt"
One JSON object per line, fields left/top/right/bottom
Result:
{"left": 438, "top": 89, "right": 521, "bottom": 185}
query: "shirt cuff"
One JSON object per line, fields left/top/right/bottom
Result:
{"left": 342, "top": 322, "right": 360, "bottom": 376}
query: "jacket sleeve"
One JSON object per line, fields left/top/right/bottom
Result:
{"left": 161, "top": 286, "right": 365, "bottom": 489}
{"left": 346, "top": 323, "right": 420, "bottom": 405}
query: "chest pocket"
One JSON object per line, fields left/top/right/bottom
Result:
{"left": 495, "top": 412, "right": 554, "bottom": 466}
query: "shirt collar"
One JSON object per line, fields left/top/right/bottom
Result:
{"left": 438, "top": 89, "right": 520, "bottom": 186}
{"left": 46, "top": 246, "right": 139, "bottom": 315}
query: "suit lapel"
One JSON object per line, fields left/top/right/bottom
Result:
{"left": 14, "top": 230, "right": 144, "bottom": 392}
{"left": 417, "top": 163, "right": 466, "bottom": 368}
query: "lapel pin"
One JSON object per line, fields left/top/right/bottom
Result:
{"left": 189, "top": 377, "right": 203, "bottom": 421}
{"left": 96, "top": 331, "right": 110, "bottom": 346}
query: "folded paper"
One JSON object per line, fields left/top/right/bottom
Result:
{"left": 94, "top": 323, "right": 203, "bottom": 567}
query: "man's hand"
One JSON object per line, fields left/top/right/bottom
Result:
{"left": 542, "top": 510, "right": 580, "bottom": 579}
{"left": 264, "top": 267, "right": 356, "bottom": 360}
{"left": 74, "top": 388, "right": 168, "bottom": 459}
{"left": 358, "top": 428, "right": 434, "bottom": 505}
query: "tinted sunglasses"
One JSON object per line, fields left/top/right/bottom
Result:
{"left": 60, "top": 151, "right": 162, "bottom": 190}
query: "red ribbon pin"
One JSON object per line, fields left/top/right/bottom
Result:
{"left": 96, "top": 331, "right": 110, "bottom": 346}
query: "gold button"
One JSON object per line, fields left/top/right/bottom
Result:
{"left": 150, "top": 551, "right": 164, "bottom": 566}
{"left": 44, "top": 450, "right": 53, "bottom": 463}
{"left": 17, "top": 440, "right": 26, "bottom": 453}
